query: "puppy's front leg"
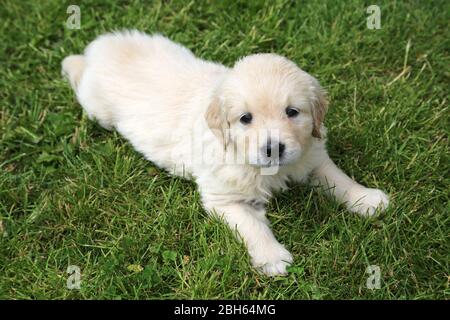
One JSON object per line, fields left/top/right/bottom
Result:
{"left": 312, "top": 153, "right": 389, "bottom": 216}
{"left": 203, "top": 200, "right": 292, "bottom": 276}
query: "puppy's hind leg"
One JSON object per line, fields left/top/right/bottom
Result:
{"left": 202, "top": 197, "right": 293, "bottom": 276}
{"left": 62, "top": 55, "right": 85, "bottom": 91}
{"left": 61, "top": 55, "right": 114, "bottom": 130}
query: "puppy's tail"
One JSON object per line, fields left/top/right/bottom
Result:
{"left": 61, "top": 54, "right": 85, "bottom": 92}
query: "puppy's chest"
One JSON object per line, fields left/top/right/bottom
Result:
{"left": 241, "top": 173, "right": 292, "bottom": 200}
{"left": 252, "top": 168, "right": 312, "bottom": 199}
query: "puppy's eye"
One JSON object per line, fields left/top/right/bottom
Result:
{"left": 240, "top": 112, "right": 253, "bottom": 125}
{"left": 286, "top": 106, "right": 300, "bottom": 118}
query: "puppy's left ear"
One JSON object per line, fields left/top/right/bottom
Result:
{"left": 310, "top": 81, "right": 328, "bottom": 139}
{"left": 205, "top": 96, "right": 230, "bottom": 147}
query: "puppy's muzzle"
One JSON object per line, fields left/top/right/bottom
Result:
{"left": 261, "top": 141, "right": 285, "bottom": 159}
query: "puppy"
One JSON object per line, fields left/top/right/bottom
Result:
{"left": 62, "top": 31, "right": 389, "bottom": 276}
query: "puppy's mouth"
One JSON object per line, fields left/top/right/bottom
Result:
{"left": 257, "top": 151, "right": 301, "bottom": 168}
{"left": 257, "top": 158, "right": 290, "bottom": 168}
{"left": 259, "top": 160, "right": 283, "bottom": 168}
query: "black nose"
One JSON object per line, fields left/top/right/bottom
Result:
{"left": 265, "top": 143, "right": 285, "bottom": 158}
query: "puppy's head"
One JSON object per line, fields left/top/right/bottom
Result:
{"left": 206, "top": 53, "right": 328, "bottom": 167}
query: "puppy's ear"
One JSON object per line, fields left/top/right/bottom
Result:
{"left": 205, "top": 96, "right": 230, "bottom": 146}
{"left": 310, "top": 84, "right": 328, "bottom": 139}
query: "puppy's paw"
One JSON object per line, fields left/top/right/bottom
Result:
{"left": 347, "top": 187, "right": 389, "bottom": 217}
{"left": 250, "top": 242, "right": 293, "bottom": 276}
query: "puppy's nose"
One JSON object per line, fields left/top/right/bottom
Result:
{"left": 265, "top": 142, "right": 285, "bottom": 158}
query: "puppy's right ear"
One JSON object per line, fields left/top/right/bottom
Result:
{"left": 310, "top": 81, "right": 329, "bottom": 139}
{"left": 205, "top": 96, "right": 229, "bottom": 146}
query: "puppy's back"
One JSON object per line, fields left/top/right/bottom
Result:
{"left": 61, "top": 31, "right": 227, "bottom": 165}
{"left": 83, "top": 31, "right": 196, "bottom": 69}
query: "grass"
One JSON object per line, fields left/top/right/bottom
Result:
{"left": 0, "top": 0, "right": 448, "bottom": 299}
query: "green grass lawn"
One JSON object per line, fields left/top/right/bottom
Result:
{"left": 0, "top": 0, "right": 448, "bottom": 299}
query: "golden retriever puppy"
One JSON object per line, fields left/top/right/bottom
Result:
{"left": 62, "top": 31, "right": 389, "bottom": 276}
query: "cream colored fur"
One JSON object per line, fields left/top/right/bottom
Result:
{"left": 62, "top": 31, "right": 389, "bottom": 276}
